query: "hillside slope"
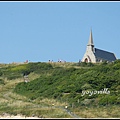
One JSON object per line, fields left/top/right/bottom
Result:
{"left": 0, "top": 61, "right": 120, "bottom": 118}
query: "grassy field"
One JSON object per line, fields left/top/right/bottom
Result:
{"left": 0, "top": 62, "right": 119, "bottom": 118}
{"left": 0, "top": 77, "right": 71, "bottom": 118}
{"left": 0, "top": 63, "right": 73, "bottom": 118}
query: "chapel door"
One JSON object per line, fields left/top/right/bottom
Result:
{"left": 84, "top": 58, "right": 88, "bottom": 63}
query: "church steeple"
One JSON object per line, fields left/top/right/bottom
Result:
{"left": 87, "top": 29, "right": 95, "bottom": 53}
{"left": 87, "top": 29, "right": 94, "bottom": 47}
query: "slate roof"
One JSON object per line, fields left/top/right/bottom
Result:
{"left": 94, "top": 48, "right": 117, "bottom": 62}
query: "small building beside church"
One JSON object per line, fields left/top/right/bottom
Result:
{"left": 82, "top": 30, "right": 117, "bottom": 63}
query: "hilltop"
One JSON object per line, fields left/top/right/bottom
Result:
{"left": 0, "top": 61, "right": 120, "bottom": 118}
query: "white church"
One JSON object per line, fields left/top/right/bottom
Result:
{"left": 82, "top": 30, "right": 117, "bottom": 63}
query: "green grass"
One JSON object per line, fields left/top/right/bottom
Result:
{"left": 72, "top": 105, "right": 120, "bottom": 118}
{"left": 0, "top": 61, "right": 120, "bottom": 118}
{"left": 0, "top": 73, "right": 71, "bottom": 118}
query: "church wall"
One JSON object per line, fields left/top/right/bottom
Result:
{"left": 82, "top": 48, "right": 96, "bottom": 63}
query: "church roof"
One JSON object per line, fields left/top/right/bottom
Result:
{"left": 94, "top": 48, "right": 117, "bottom": 62}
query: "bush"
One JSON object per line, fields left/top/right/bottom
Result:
{"left": 99, "top": 95, "right": 118, "bottom": 105}
{"left": 7, "top": 74, "right": 22, "bottom": 80}
{"left": 0, "top": 71, "right": 2, "bottom": 76}
{"left": 77, "top": 62, "right": 94, "bottom": 67}
{"left": 0, "top": 79, "right": 4, "bottom": 85}
{"left": 13, "top": 61, "right": 120, "bottom": 107}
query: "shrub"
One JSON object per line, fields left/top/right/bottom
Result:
{"left": 0, "top": 79, "right": 4, "bottom": 85}
{"left": 0, "top": 71, "right": 2, "bottom": 76}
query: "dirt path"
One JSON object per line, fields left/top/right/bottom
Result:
{"left": 53, "top": 106, "right": 81, "bottom": 118}
{"left": 64, "top": 108, "right": 80, "bottom": 118}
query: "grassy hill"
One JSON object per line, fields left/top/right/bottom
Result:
{"left": 0, "top": 61, "right": 120, "bottom": 118}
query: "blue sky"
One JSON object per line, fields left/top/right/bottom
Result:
{"left": 0, "top": 1, "right": 120, "bottom": 63}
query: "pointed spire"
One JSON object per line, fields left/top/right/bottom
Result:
{"left": 87, "top": 29, "right": 94, "bottom": 46}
